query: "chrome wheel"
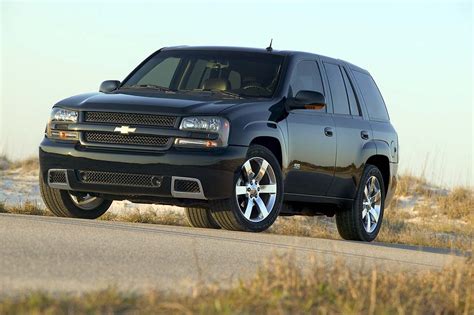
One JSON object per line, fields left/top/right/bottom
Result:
{"left": 235, "top": 157, "right": 277, "bottom": 223}
{"left": 362, "top": 176, "right": 382, "bottom": 233}
{"left": 68, "top": 192, "right": 104, "bottom": 211}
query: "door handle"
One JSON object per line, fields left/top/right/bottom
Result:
{"left": 324, "top": 127, "right": 334, "bottom": 137}
{"left": 361, "top": 130, "right": 369, "bottom": 140}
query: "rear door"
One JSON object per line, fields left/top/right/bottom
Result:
{"left": 285, "top": 60, "right": 336, "bottom": 197}
{"left": 322, "top": 61, "right": 373, "bottom": 199}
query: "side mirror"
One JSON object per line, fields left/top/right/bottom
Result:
{"left": 287, "top": 90, "right": 326, "bottom": 110}
{"left": 99, "top": 80, "right": 121, "bottom": 93}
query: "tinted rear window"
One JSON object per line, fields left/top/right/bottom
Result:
{"left": 341, "top": 68, "right": 361, "bottom": 116}
{"left": 353, "top": 71, "right": 389, "bottom": 121}
{"left": 324, "top": 63, "right": 350, "bottom": 115}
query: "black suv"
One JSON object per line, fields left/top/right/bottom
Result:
{"left": 39, "top": 46, "right": 398, "bottom": 241}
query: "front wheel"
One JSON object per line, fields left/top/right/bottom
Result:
{"left": 336, "top": 165, "right": 385, "bottom": 242}
{"left": 184, "top": 207, "right": 220, "bottom": 229}
{"left": 210, "top": 145, "right": 283, "bottom": 232}
{"left": 39, "top": 173, "right": 112, "bottom": 219}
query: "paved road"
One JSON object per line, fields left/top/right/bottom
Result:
{"left": 0, "top": 213, "right": 464, "bottom": 294}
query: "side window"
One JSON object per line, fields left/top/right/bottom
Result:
{"left": 341, "top": 68, "right": 361, "bottom": 116}
{"left": 138, "top": 57, "right": 180, "bottom": 88}
{"left": 289, "top": 61, "right": 324, "bottom": 96}
{"left": 324, "top": 63, "right": 350, "bottom": 115}
{"left": 353, "top": 71, "right": 389, "bottom": 121}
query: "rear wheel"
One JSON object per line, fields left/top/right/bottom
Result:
{"left": 210, "top": 145, "right": 283, "bottom": 232}
{"left": 39, "top": 173, "right": 112, "bottom": 219}
{"left": 184, "top": 207, "right": 220, "bottom": 229}
{"left": 336, "top": 164, "right": 385, "bottom": 241}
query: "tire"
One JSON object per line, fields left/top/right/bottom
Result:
{"left": 39, "top": 172, "right": 112, "bottom": 219}
{"left": 184, "top": 207, "right": 220, "bottom": 229}
{"left": 336, "top": 164, "right": 385, "bottom": 242}
{"left": 210, "top": 145, "right": 283, "bottom": 232}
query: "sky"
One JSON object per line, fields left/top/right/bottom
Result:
{"left": 1, "top": 0, "right": 472, "bottom": 187}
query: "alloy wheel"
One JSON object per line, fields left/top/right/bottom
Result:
{"left": 361, "top": 176, "right": 382, "bottom": 233}
{"left": 68, "top": 192, "right": 104, "bottom": 211}
{"left": 235, "top": 157, "right": 277, "bottom": 223}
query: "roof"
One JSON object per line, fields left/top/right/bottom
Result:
{"left": 160, "top": 45, "right": 368, "bottom": 73}
{"left": 161, "top": 45, "right": 290, "bottom": 56}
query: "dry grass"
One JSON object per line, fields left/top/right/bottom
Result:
{"left": 379, "top": 212, "right": 472, "bottom": 251}
{"left": 394, "top": 174, "right": 432, "bottom": 197}
{"left": 1, "top": 156, "right": 472, "bottom": 252}
{"left": 101, "top": 209, "right": 188, "bottom": 227}
{"left": 268, "top": 175, "right": 473, "bottom": 251}
{"left": 1, "top": 182, "right": 472, "bottom": 251}
{"left": 0, "top": 201, "right": 50, "bottom": 216}
{"left": 0, "top": 156, "right": 8, "bottom": 171}
{"left": 0, "top": 253, "right": 472, "bottom": 314}
{"left": 269, "top": 216, "right": 337, "bottom": 240}
{"left": 270, "top": 213, "right": 472, "bottom": 252}
{"left": 437, "top": 187, "right": 474, "bottom": 220}
{"left": 0, "top": 155, "right": 39, "bottom": 172}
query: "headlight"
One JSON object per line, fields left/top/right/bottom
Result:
{"left": 46, "top": 108, "right": 79, "bottom": 141}
{"left": 180, "top": 117, "right": 224, "bottom": 132}
{"left": 50, "top": 108, "right": 78, "bottom": 123}
{"left": 176, "top": 116, "right": 230, "bottom": 148}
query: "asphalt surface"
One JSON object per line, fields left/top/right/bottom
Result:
{"left": 0, "top": 213, "right": 464, "bottom": 294}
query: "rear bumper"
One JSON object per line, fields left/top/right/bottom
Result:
{"left": 39, "top": 138, "right": 247, "bottom": 201}
{"left": 385, "top": 162, "right": 398, "bottom": 205}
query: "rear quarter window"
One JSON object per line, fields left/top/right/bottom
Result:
{"left": 353, "top": 71, "right": 389, "bottom": 121}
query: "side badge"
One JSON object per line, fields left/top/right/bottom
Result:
{"left": 293, "top": 163, "right": 301, "bottom": 170}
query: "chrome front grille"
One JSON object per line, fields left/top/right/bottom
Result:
{"left": 84, "top": 132, "right": 170, "bottom": 148}
{"left": 78, "top": 170, "right": 163, "bottom": 188}
{"left": 84, "top": 111, "right": 177, "bottom": 128}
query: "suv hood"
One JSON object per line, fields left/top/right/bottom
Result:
{"left": 55, "top": 91, "right": 258, "bottom": 116}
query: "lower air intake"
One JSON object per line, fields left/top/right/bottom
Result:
{"left": 47, "top": 169, "right": 71, "bottom": 189}
{"left": 49, "top": 170, "right": 67, "bottom": 184}
{"left": 174, "top": 179, "right": 201, "bottom": 193}
{"left": 171, "top": 177, "right": 205, "bottom": 200}
{"left": 78, "top": 170, "right": 162, "bottom": 188}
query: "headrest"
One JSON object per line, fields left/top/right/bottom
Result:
{"left": 202, "top": 78, "right": 230, "bottom": 91}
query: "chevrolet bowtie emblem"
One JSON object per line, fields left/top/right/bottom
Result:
{"left": 114, "top": 126, "right": 136, "bottom": 134}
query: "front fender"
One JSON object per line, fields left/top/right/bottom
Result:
{"left": 229, "top": 120, "right": 288, "bottom": 167}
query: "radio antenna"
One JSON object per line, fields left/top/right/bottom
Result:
{"left": 266, "top": 39, "right": 273, "bottom": 52}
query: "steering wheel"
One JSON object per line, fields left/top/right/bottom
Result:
{"left": 242, "top": 84, "right": 271, "bottom": 93}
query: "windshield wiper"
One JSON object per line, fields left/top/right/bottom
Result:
{"left": 122, "top": 84, "right": 175, "bottom": 92}
{"left": 199, "top": 89, "right": 244, "bottom": 99}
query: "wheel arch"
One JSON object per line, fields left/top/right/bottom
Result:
{"left": 250, "top": 136, "right": 283, "bottom": 168}
{"left": 365, "top": 154, "right": 390, "bottom": 195}
{"left": 232, "top": 120, "right": 287, "bottom": 168}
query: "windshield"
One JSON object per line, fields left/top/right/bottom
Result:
{"left": 121, "top": 50, "right": 284, "bottom": 98}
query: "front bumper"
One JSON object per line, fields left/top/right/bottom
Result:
{"left": 39, "top": 138, "right": 247, "bottom": 201}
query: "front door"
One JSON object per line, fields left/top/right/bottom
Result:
{"left": 285, "top": 111, "right": 336, "bottom": 196}
{"left": 284, "top": 60, "right": 336, "bottom": 197}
